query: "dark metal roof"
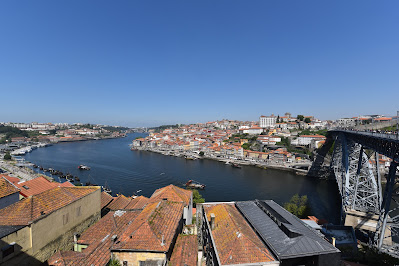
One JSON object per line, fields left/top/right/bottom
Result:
{"left": 0, "top": 225, "right": 25, "bottom": 238}
{"left": 235, "top": 200, "right": 340, "bottom": 260}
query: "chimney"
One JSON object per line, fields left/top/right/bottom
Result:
{"left": 210, "top": 213, "right": 216, "bottom": 230}
{"left": 332, "top": 237, "right": 336, "bottom": 247}
{"left": 161, "top": 235, "right": 165, "bottom": 246}
{"left": 111, "top": 235, "right": 118, "bottom": 242}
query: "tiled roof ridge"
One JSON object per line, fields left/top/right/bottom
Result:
{"left": 2, "top": 176, "right": 20, "bottom": 191}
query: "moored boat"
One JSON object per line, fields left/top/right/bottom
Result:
{"left": 185, "top": 180, "right": 205, "bottom": 189}
{"left": 78, "top": 164, "right": 91, "bottom": 170}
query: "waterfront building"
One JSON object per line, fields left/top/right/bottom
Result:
{"left": 260, "top": 114, "right": 277, "bottom": 128}
{"left": 200, "top": 200, "right": 340, "bottom": 266}
{"left": 0, "top": 186, "right": 101, "bottom": 265}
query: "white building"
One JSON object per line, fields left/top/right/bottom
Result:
{"left": 259, "top": 115, "right": 277, "bottom": 128}
{"left": 291, "top": 135, "right": 326, "bottom": 146}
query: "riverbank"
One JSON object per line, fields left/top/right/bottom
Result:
{"left": 131, "top": 146, "right": 310, "bottom": 176}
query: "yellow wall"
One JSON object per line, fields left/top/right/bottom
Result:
{"left": 113, "top": 251, "right": 166, "bottom": 266}
{"left": 31, "top": 188, "right": 101, "bottom": 254}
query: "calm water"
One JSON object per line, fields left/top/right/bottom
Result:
{"left": 24, "top": 133, "right": 341, "bottom": 223}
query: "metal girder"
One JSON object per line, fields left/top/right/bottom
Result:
{"left": 331, "top": 133, "right": 380, "bottom": 214}
{"left": 329, "top": 130, "right": 399, "bottom": 257}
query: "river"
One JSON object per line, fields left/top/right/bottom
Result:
{"left": 24, "top": 133, "right": 341, "bottom": 224}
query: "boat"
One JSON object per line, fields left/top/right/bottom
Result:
{"left": 102, "top": 185, "right": 112, "bottom": 194}
{"left": 78, "top": 165, "right": 91, "bottom": 170}
{"left": 231, "top": 163, "right": 242, "bottom": 169}
{"left": 185, "top": 180, "right": 205, "bottom": 189}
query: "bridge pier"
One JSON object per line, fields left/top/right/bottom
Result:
{"left": 344, "top": 209, "right": 392, "bottom": 246}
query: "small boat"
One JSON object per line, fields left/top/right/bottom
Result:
{"left": 78, "top": 165, "right": 91, "bottom": 170}
{"left": 75, "top": 176, "right": 80, "bottom": 181}
{"left": 185, "top": 180, "right": 205, "bottom": 190}
{"left": 231, "top": 163, "right": 242, "bottom": 169}
{"left": 102, "top": 186, "right": 112, "bottom": 194}
{"left": 32, "top": 164, "right": 38, "bottom": 168}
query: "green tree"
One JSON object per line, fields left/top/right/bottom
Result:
{"left": 107, "top": 258, "right": 121, "bottom": 266}
{"left": 241, "top": 143, "right": 251, "bottom": 150}
{"left": 276, "top": 115, "right": 280, "bottom": 123}
{"left": 199, "top": 151, "right": 204, "bottom": 156}
{"left": 304, "top": 117, "right": 311, "bottom": 123}
{"left": 284, "top": 194, "right": 311, "bottom": 218}
{"left": 297, "top": 115, "right": 304, "bottom": 121}
{"left": 192, "top": 189, "right": 205, "bottom": 207}
{"left": 4, "top": 152, "right": 12, "bottom": 160}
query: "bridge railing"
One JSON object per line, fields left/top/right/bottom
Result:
{"left": 330, "top": 128, "right": 399, "bottom": 141}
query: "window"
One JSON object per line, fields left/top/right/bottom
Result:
{"left": 76, "top": 206, "right": 81, "bottom": 217}
{"left": 63, "top": 213, "right": 69, "bottom": 225}
{"left": 2, "top": 243, "right": 15, "bottom": 258}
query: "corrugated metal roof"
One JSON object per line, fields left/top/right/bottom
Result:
{"left": 235, "top": 200, "right": 340, "bottom": 260}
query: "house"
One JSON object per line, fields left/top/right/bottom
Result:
{"left": 0, "top": 176, "right": 20, "bottom": 209}
{"left": 200, "top": 202, "right": 278, "bottom": 265}
{"left": 48, "top": 210, "right": 142, "bottom": 266}
{"left": 148, "top": 184, "right": 193, "bottom": 225}
{"left": 0, "top": 186, "right": 101, "bottom": 265}
{"left": 3, "top": 175, "right": 74, "bottom": 198}
{"left": 111, "top": 200, "right": 185, "bottom": 265}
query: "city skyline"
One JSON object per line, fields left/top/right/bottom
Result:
{"left": 1, "top": 1, "right": 398, "bottom": 127}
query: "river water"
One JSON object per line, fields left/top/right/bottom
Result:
{"left": 24, "top": 133, "right": 341, "bottom": 223}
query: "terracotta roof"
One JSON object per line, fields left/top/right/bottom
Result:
{"left": 49, "top": 210, "right": 140, "bottom": 266}
{"left": 203, "top": 203, "right": 276, "bottom": 265}
{"left": 107, "top": 195, "right": 132, "bottom": 210}
{"left": 0, "top": 186, "right": 99, "bottom": 226}
{"left": 112, "top": 200, "right": 184, "bottom": 252}
{"left": 169, "top": 234, "right": 198, "bottom": 266}
{"left": 149, "top": 185, "right": 192, "bottom": 206}
{"left": 48, "top": 251, "right": 85, "bottom": 266}
{"left": 125, "top": 195, "right": 149, "bottom": 209}
{"left": 4, "top": 176, "right": 74, "bottom": 197}
{"left": 0, "top": 176, "right": 19, "bottom": 199}
{"left": 101, "top": 192, "right": 113, "bottom": 209}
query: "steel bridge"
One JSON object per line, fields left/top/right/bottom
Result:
{"left": 328, "top": 129, "right": 399, "bottom": 256}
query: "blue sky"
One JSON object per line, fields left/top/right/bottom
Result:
{"left": 0, "top": 1, "right": 398, "bottom": 127}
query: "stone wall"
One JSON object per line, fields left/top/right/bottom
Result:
{"left": 34, "top": 211, "right": 100, "bottom": 262}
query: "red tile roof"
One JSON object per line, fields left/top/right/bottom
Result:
{"left": 0, "top": 186, "right": 99, "bottom": 226}
{"left": 4, "top": 175, "right": 74, "bottom": 197}
{"left": 203, "top": 203, "right": 276, "bottom": 265}
{"left": 49, "top": 210, "right": 141, "bottom": 266}
{"left": 112, "top": 200, "right": 184, "bottom": 252}
{"left": 0, "top": 176, "right": 19, "bottom": 199}
{"left": 125, "top": 195, "right": 149, "bottom": 209}
{"left": 101, "top": 192, "right": 113, "bottom": 209}
{"left": 169, "top": 234, "right": 198, "bottom": 266}
{"left": 107, "top": 194, "right": 132, "bottom": 210}
{"left": 149, "top": 185, "right": 192, "bottom": 206}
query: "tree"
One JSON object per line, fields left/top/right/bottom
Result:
{"left": 297, "top": 115, "right": 304, "bottom": 121}
{"left": 199, "top": 151, "right": 204, "bottom": 156}
{"left": 241, "top": 143, "right": 251, "bottom": 150}
{"left": 276, "top": 115, "right": 280, "bottom": 123}
{"left": 3, "top": 152, "right": 12, "bottom": 160}
{"left": 304, "top": 117, "right": 311, "bottom": 123}
{"left": 192, "top": 189, "right": 205, "bottom": 207}
{"left": 107, "top": 258, "right": 121, "bottom": 266}
{"left": 284, "top": 194, "right": 311, "bottom": 218}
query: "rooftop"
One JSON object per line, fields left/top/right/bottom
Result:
{"left": 4, "top": 175, "right": 74, "bottom": 197}
{"left": 0, "top": 186, "right": 99, "bottom": 226}
{"left": 235, "top": 200, "right": 339, "bottom": 260}
{"left": 203, "top": 203, "right": 276, "bottom": 265}
{"left": 149, "top": 184, "right": 192, "bottom": 206}
{"left": 112, "top": 200, "right": 184, "bottom": 252}
{"left": 169, "top": 234, "right": 198, "bottom": 266}
{"left": 0, "top": 176, "right": 20, "bottom": 199}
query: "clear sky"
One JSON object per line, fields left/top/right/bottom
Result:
{"left": 0, "top": 1, "right": 398, "bottom": 127}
